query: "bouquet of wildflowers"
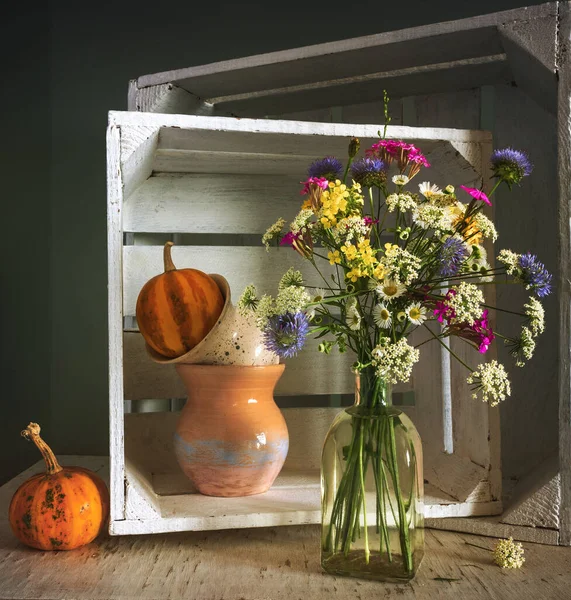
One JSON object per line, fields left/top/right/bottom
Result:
{"left": 238, "top": 130, "right": 549, "bottom": 574}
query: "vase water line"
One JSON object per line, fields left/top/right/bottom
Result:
{"left": 174, "top": 364, "right": 288, "bottom": 497}
{"left": 321, "top": 372, "right": 424, "bottom": 581}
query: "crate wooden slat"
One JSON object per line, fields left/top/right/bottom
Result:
{"left": 129, "top": 3, "right": 556, "bottom": 116}
{"left": 107, "top": 109, "right": 500, "bottom": 536}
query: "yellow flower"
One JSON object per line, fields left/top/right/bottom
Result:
{"left": 341, "top": 244, "right": 358, "bottom": 261}
{"left": 301, "top": 198, "right": 312, "bottom": 210}
{"left": 373, "top": 264, "right": 386, "bottom": 280}
{"left": 346, "top": 268, "right": 363, "bottom": 282}
{"left": 450, "top": 202, "right": 485, "bottom": 245}
{"left": 328, "top": 250, "right": 341, "bottom": 265}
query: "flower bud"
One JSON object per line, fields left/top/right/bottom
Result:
{"left": 348, "top": 137, "right": 360, "bottom": 159}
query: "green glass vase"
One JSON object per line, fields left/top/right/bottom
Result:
{"left": 321, "top": 371, "right": 424, "bottom": 581}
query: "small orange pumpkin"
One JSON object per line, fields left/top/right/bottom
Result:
{"left": 136, "top": 242, "right": 224, "bottom": 358}
{"left": 9, "top": 423, "right": 109, "bottom": 551}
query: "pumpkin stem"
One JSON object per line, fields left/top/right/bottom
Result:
{"left": 21, "top": 423, "right": 63, "bottom": 475}
{"left": 164, "top": 241, "right": 177, "bottom": 272}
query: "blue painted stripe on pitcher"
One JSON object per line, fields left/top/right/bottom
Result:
{"left": 174, "top": 433, "right": 289, "bottom": 467}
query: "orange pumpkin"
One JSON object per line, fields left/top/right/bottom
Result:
{"left": 136, "top": 242, "right": 224, "bottom": 358}
{"left": 9, "top": 423, "right": 109, "bottom": 551}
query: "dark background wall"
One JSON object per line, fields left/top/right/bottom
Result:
{"left": 2, "top": 0, "right": 547, "bottom": 484}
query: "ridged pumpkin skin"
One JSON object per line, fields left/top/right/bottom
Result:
{"left": 136, "top": 243, "right": 224, "bottom": 358}
{"left": 9, "top": 467, "right": 109, "bottom": 551}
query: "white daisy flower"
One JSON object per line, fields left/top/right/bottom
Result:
{"left": 373, "top": 304, "right": 392, "bottom": 329}
{"left": 406, "top": 302, "right": 427, "bottom": 325}
{"left": 392, "top": 174, "right": 409, "bottom": 186}
{"left": 419, "top": 181, "right": 441, "bottom": 198}
{"left": 346, "top": 302, "right": 361, "bottom": 331}
{"left": 376, "top": 278, "right": 406, "bottom": 302}
{"left": 367, "top": 278, "right": 380, "bottom": 292}
{"left": 312, "top": 288, "right": 327, "bottom": 304}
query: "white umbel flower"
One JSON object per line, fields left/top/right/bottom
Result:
{"left": 371, "top": 338, "right": 420, "bottom": 384}
{"left": 290, "top": 209, "right": 314, "bottom": 234}
{"left": 493, "top": 538, "right": 525, "bottom": 569}
{"left": 276, "top": 286, "right": 311, "bottom": 314}
{"left": 524, "top": 296, "right": 545, "bottom": 336}
{"left": 406, "top": 302, "right": 427, "bottom": 325}
{"left": 262, "top": 217, "right": 286, "bottom": 251}
{"left": 467, "top": 360, "right": 511, "bottom": 406}
{"left": 412, "top": 203, "right": 453, "bottom": 231}
{"left": 373, "top": 304, "right": 392, "bottom": 329}
{"left": 497, "top": 249, "right": 520, "bottom": 274}
{"left": 472, "top": 212, "right": 498, "bottom": 242}
{"left": 237, "top": 284, "right": 259, "bottom": 316}
{"left": 386, "top": 193, "right": 417, "bottom": 213}
{"left": 445, "top": 282, "right": 485, "bottom": 326}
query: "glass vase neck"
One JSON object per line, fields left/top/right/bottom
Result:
{"left": 354, "top": 371, "right": 392, "bottom": 409}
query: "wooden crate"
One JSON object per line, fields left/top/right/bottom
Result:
{"left": 124, "top": 2, "right": 571, "bottom": 545}
{"left": 107, "top": 110, "right": 501, "bottom": 535}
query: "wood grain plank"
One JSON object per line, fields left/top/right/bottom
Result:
{"left": 135, "top": 4, "right": 556, "bottom": 97}
{"left": 494, "top": 83, "right": 559, "bottom": 496}
{"left": 107, "top": 124, "right": 126, "bottom": 523}
{"left": 499, "top": 14, "right": 558, "bottom": 114}
{"left": 124, "top": 174, "right": 302, "bottom": 234}
{"left": 557, "top": 0, "right": 571, "bottom": 546}
{"left": 122, "top": 245, "right": 335, "bottom": 317}
{"left": 110, "top": 110, "right": 493, "bottom": 143}
{"left": 209, "top": 57, "right": 510, "bottom": 117}
{"left": 4, "top": 510, "right": 570, "bottom": 600}
{"left": 123, "top": 331, "right": 356, "bottom": 398}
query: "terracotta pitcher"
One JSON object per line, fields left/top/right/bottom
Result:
{"left": 174, "top": 364, "right": 288, "bottom": 497}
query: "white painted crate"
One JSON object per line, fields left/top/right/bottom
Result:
{"left": 124, "top": 2, "right": 571, "bottom": 545}
{"left": 107, "top": 110, "right": 501, "bottom": 536}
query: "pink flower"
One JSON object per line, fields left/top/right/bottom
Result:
{"left": 460, "top": 185, "right": 491, "bottom": 206}
{"left": 447, "top": 309, "right": 495, "bottom": 354}
{"left": 280, "top": 232, "right": 298, "bottom": 247}
{"left": 281, "top": 231, "right": 313, "bottom": 258}
{"left": 367, "top": 140, "right": 430, "bottom": 176}
{"left": 433, "top": 289, "right": 457, "bottom": 324}
{"left": 363, "top": 216, "right": 379, "bottom": 226}
{"left": 301, "top": 177, "right": 328, "bottom": 195}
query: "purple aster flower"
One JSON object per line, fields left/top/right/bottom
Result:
{"left": 350, "top": 157, "right": 387, "bottom": 187}
{"left": 307, "top": 156, "right": 343, "bottom": 180}
{"left": 491, "top": 148, "right": 533, "bottom": 188}
{"left": 263, "top": 312, "right": 309, "bottom": 359}
{"left": 436, "top": 237, "right": 469, "bottom": 277}
{"left": 517, "top": 253, "right": 552, "bottom": 297}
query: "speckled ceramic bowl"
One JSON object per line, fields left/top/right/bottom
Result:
{"left": 145, "top": 274, "right": 278, "bottom": 366}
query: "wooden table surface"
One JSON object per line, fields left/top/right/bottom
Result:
{"left": 1, "top": 461, "right": 571, "bottom": 600}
